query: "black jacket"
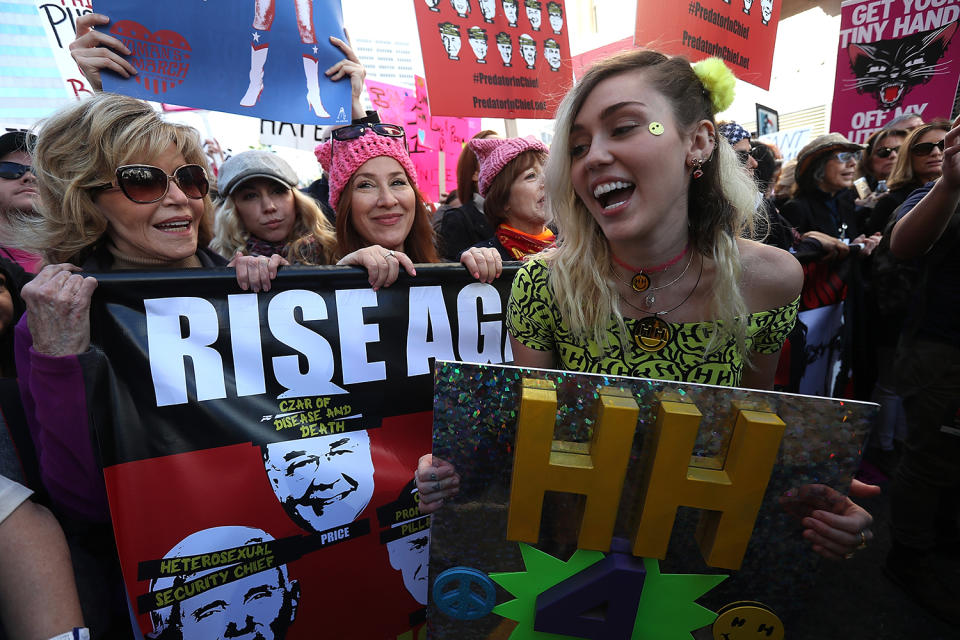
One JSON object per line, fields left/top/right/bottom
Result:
{"left": 780, "top": 188, "right": 861, "bottom": 239}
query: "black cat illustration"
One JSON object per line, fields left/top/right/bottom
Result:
{"left": 846, "top": 20, "right": 957, "bottom": 110}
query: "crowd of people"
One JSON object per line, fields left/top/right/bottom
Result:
{"left": 0, "top": 9, "right": 958, "bottom": 640}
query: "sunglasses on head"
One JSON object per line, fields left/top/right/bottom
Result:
{"left": 332, "top": 122, "right": 407, "bottom": 149}
{"left": 874, "top": 145, "right": 900, "bottom": 158}
{"left": 911, "top": 140, "right": 945, "bottom": 156}
{"left": 833, "top": 150, "right": 862, "bottom": 163}
{"left": 92, "top": 164, "right": 209, "bottom": 204}
{"left": 0, "top": 161, "right": 31, "bottom": 180}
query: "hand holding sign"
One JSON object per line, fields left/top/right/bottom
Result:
{"left": 325, "top": 35, "right": 366, "bottom": 120}
{"left": 96, "top": 0, "right": 352, "bottom": 124}
{"left": 69, "top": 13, "right": 138, "bottom": 91}
{"left": 21, "top": 264, "right": 98, "bottom": 357}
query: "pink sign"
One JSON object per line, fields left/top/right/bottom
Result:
{"left": 366, "top": 77, "right": 481, "bottom": 203}
{"left": 830, "top": 0, "right": 960, "bottom": 144}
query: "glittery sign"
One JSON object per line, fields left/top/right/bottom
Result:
{"left": 428, "top": 361, "right": 876, "bottom": 638}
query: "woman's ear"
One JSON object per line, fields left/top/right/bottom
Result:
{"left": 687, "top": 119, "right": 717, "bottom": 165}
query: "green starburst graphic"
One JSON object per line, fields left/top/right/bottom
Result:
{"left": 490, "top": 543, "right": 726, "bottom": 640}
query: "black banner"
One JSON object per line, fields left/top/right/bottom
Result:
{"left": 88, "top": 264, "right": 518, "bottom": 639}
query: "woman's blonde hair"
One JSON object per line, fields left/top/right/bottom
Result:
{"left": 211, "top": 187, "right": 337, "bottom": 264}
{"left": 886, "top": 120, "right": 949, "bottom": 191}
{"left": 18, "top": 92, "right": 214, "bottom": 265}
{"left": 543, "top": 49, "right": 759, "bottom": 354}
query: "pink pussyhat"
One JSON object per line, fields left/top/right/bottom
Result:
{"left": 470, "top": 136, "right": 549, "bottom": 197}
{"left": 315, "top": 129, "right": 419, "bottom": 210}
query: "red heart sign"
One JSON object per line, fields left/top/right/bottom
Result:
{"left": 109, "top": 20, "right": 191, "bottom": 95}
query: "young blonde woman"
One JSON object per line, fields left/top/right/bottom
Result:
{"left": 417, "top": 51, "right": 876, "bottom": 562}
{"left": 210, "top": 149, "right": 337, "bottom": 267}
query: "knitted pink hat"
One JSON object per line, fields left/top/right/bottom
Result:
{"left": 470, "top": 136, "right": 549, "bottom": 197}
{"left": 315, "top": 130, "right": 419, "bottom": 210}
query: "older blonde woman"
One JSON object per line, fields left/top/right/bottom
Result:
{"left": 9, "top": 91, "right": 287, "bottom": 635}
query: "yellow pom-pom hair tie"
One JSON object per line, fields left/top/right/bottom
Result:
{"left": 692, "top": 57, "right": 736, "bottom": 114}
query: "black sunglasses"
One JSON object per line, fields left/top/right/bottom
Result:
{"left": 873, "top": 145, "right": 900, "bottom": 158}
{"left": 332, "top": 123, "right": 408, "bottom": 153}
{"left": 0, "top": 161, "right": 32, "bottom": 180}
{"left": 92, "top": 164, "right": 209, "bottom": 204}
{"left": 332, "top": 122, "right": 406, "bottom": 142}
{"left": 911, "top": 140, "right": 945, "bottom": 156}
{"left": 735, "top": 148, "right": 762, "bottom": 165}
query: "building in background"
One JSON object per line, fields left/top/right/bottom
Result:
{"left": 353, "top": 38, "right": 418, "bottom": 88}
{"left": 0, "top": 0, "right": 92, "bottom": 129}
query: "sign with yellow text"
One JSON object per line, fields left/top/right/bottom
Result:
{"left": 428, "top": 362, "right": 875, "bottom": 638}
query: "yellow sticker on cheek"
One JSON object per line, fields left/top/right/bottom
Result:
{"left": 649, "top": 122, "right": 665, "bottom": 136}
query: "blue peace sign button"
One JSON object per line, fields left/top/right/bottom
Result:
{"left": 432, "top": 567, "right": 497, "bottom": 620}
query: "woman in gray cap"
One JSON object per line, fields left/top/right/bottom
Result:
{"left": 211, "top": 149, "right": 337, "bottom": 271}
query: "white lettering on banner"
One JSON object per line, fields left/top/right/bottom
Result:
{"left": 902, "top": 0, "right": 959, "bottom": 13}
{"left": 336, "top": 288, "right": 386, "bottom": 385}
{"left": 840, "top": 20, "right": 889, "bottom": 47}
{"left": 144, "top": 285, "right": 512, "bottom": 406}
{"left": 145, "top": 298, "right": 226, "bottom": 407}
{"left": 406, "top": 286, "right": 456, "bottom": 377}
{"left": 228, "top": 294, "right": 266, "bottom": 397}
{"left": 892, "top": 4, "right": 960, "bottom": 37}
{"left": 845, "top": 103, "right": 928, "bottom": 142}
{"left": 456, "top": 283, "right": 504, "bottom": 364}
{"left": 268, "top": 290, "right": 347, "bottom": 398}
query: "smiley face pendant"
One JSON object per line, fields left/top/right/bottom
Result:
{"left": 712, "top": 601, "right": 784, "bottom": 640}
{"left": 648, "top": 121, "right": 665, "bottom": 135}
{"left": 631, "top": 272, "right": 651, "bottom": 292}
{"left": 633, "top": 316, "right": 671, "bottom": 352}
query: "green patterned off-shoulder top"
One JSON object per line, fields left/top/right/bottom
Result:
{"left": 507, "top": 259, "right": 799, "bottom": 387}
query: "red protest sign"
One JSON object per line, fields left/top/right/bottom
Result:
{"left": 634, "top": 0, "right": 780, "bottom": 90}
{"left": 413, "top": 0, "right": 574, "bottom": 118}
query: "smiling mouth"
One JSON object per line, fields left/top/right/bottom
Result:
{"left": 154, "top": 220, "right": 192, "bottom": 231}
{"left": 374, "top": 213, "right": 405, "bottom": 225}
{"left": 593, "top": 180, "right": 635, "bottom": 211}
{"left": 305, "top": 473, "right": 360, "bottom": 511}
{"left": 309, "top": 485, "right": 356, "bottom": 506}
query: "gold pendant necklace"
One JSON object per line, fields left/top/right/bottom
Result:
{"left": 614, "top": 250, "right": 695, "bottom": 309}
{"left": 621, "top": 256, "right": 703, "bottom": 353}
{"left": 612, "top": 242, "right": 691, "bottom": 293}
